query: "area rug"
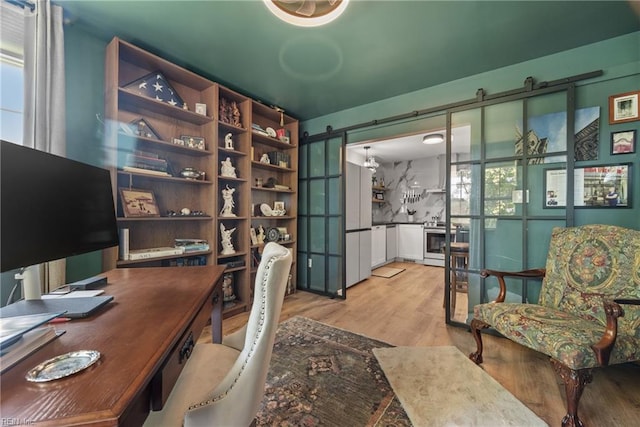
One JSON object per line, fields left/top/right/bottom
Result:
{"left": 256, "top": 316, "right": 411, "bottom": 426}
{"left": 371, "top": 266, "right": 405, "bottom": 278}
{"left": 373, "top": 346, "right": 548, "bottom": 426}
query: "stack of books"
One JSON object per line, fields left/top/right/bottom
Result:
{"left": 174, "top": 239, "right": 210, "bottom": 253}
{"left": 123, "top": 150, "right": 170, "bottom": 176}
{"left": 266, "top": 151, "right": 290, "bottom": 168}
{"left": 1, "top": 312, "right": 66, "bottom": 373}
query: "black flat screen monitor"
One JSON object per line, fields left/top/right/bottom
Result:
{"left": 1, "top": 140, "right": 119, "bottom": 272}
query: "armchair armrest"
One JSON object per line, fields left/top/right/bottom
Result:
{"left": 591, "top": 300, "right": 626, "bottom": 366}
{"left": 480, "top": 268, "right": 546, "bottom": 303}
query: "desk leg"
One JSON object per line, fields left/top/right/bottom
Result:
{"left": 210, "top": 277, "right": 223, "bottom": 344}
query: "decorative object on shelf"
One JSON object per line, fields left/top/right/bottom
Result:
{"left": 122, "top": 71, "right": 184, "bottom": 107}
{"left": 374, "top": 192, "right": 384, "bottom": 201}
{"left": 277, "top": 227, "right": 289, "bottom": 241}
{"left": 180, "top": 135, "right": 206, "bottom": 150}
{"left": 260, "top": 153, "right": 271, "bottom": 164}
{"left": 609, "top": 90, "right": 639, "bottom": 124}
{"left": 220, "top": 157, "right": 237, "bottom": 178}
{"left": 257, "top": 225, "right": 265, "bottom": 244}
{"left": 263, "top": 177, "right": 278, "bottom": 188}
{"left": 119, "top": 188, "right": 160, "bottom": 217}
{"left": 179, "top": 167, "right": 205, "bottom": 180}
{"left": 362, "top": 146, "right": 378, "bottom": 171}
{"left": 182, "top": 102, "right": 188, "bottom": 110}
{"left": 166, "top": 209, "right": 207, "bottom": 217}
{"left": 219, "top": 223, "right": 236, "bottom": 255}
{"left": 260, "top": 203, "right": 273, "bottom": 216}
{"left": 128, "top": 118, "right": 161, "bottom": 140}
{"left": 250, "top": 227, "right": 259, "bottom": 245}
{"left": 266, "top": 127, "right": 277, "bottom": 138}
{"left": 222, "top": 272, "right": 236, "bottom": 308}
{"left": 407, "top": 209, "right": 416, "bottom": 222}
{"left": 195, "top": 103, "right": 207, "bottom": 116}
{"left": 220, "top": 185, "right": 237, "bottom": 217}
{"left": 219, "top": 97, "right": 242, "bottom": 127}
{"left": 611, "top": 129, "right": 636, "bottom": 154}
{"left": 251, "top": 123, "right": 269, "bottom": 136}
{"left": 224, "top": 133, "right": 234, "bottom": 150}
{"left": 266, "top": 227, "right": 280, "bottom": 243}
{"left": 255, "top": 177, "right": 263, "bottom": 187}
{"left": 272, "top": 201, "right": 286, "bottom": 216}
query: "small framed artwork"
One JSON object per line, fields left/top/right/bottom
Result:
{"left": 611, "top": 130, "right": 636, "bottom": 155}
{"left": 249, "top": 227, "right": 258, "bottom": 245}
{"left": 375, "top": 192, "right": 384, "bottom": 201}
{"left": 180, "top": 135, "right": 206, "bottom": 150}
{"left": 119, "top": 188, "right": 161, "bottom": 217}
{"left": 273, "top": 201, "right": 285, "bottom": 211}
{"left": 195, "top": 103, "right": 207, "bottom": 116}
{"left": 609, "top": 90, "right": 640, "bottom": 124}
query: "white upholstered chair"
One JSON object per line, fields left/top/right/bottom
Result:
{"left": 143, "top": 242, "right": 292, "bottom": 427}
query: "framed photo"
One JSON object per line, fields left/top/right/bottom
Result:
{"left": 273, "top": 201, "right": 285, "bottom": 211}
{"left": 119, "top": 188, "right": 161, "bottom": 217}
{"left": 195, "top": 103, "right": 207, "bottom": 116}
{"left": 375, "top": 192, "right": 384, "bottom": 201}
{"left": 249, "top": 227, "right": 258, "bottom": 245}
{"left": 609, "top": 91, "right": 640, "bottom": 124}
{"left": 544, "top": 163, "right": 632, "bottom": 208}
{"left": 611, "top": 130, "right": 636, "bottom": 155}
{"left": 180, "top": 135, "right": 206, "bottom": 150}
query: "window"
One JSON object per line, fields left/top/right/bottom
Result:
{"left": 484, "top": 164, "right": 518, "bottom": 216}
{"left": 0, "top": 1, "right": 25, "bottom": 144}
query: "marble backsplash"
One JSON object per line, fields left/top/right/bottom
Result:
{"left": 372, "top": 156, "right": 445, "bottom": 224}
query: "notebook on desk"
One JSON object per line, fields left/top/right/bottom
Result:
{"left": 0, "top": 296, "right": 114, "bottom": 319}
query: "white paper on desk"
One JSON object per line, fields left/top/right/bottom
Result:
{"left": 42, "top": 290, "right": 105, "bottom": 299}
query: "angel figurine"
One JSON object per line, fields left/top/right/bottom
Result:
{"left": 220, "top": 223, "right": 236, "bottom": 255}
{"left": 219, "top": 185, "right": 236, "bottom": 217}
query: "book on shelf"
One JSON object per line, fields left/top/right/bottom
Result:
{"left": 128, "top": 246, "right": 185, "bottom": 260}
{"left": 1, "top": 326, "right": 65, "bottom": 373}
{"left": 174, "top": 239, "right": 210, "bottom": 253}
{"left": 122, "top": 166, "right": 171, "bottom": 177}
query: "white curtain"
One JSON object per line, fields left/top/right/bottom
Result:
{"left": 22, "top": 0, "right": 66, "bottom": 293}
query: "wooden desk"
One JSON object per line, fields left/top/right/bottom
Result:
{"left": 0, "top": 265, "right": 225, "bottom": 426}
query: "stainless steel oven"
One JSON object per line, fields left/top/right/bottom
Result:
{"left": 424, "top": 226, "right": 454, "bottom": 267}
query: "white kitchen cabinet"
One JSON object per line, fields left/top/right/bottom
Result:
{"left": 371, "top": 225, "right": 386, "bottom": 268}
{"left": 386, "top": 225, "right": 397, "bottom": 261}
{"left": 397, "top": 224, "right": 424, "bottom": 261}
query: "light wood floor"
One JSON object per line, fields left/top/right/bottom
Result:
{"left": 211, "top": 261, "right": 640, "bottom": 426}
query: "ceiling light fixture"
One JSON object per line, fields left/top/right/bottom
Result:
{"left": 422, "top": 133, "right": 445, "bottom": 145}
{"left": 363, "top": 146, "right": 379, "bottom": 171}
{"left": 263, "top": 0, "right": 349, "bottom": 27}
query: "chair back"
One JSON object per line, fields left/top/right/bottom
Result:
{"left": 539, "top": 224, "right": 640, "bottom": 336}
{"left": 185, "top": 242, "right": 292, "bottom": 426}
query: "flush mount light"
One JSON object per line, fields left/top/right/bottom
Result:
{"left": 263, "top": 0, "right": 349, "bottom": 27}
{"left": 422, "top": 133, "right": 444, "bottom": 145}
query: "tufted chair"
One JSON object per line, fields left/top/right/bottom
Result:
{"left": 469, "top": 224, "right": 640, "bottom": 427}
{"left": 144, "top": 242, "right": 292, "bottom": 427}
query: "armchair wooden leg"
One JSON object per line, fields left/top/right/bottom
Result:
{"left": 550, "top": 359, "right": 593, "bottom": 427}
{"left": 469, "top": 318, "right": 490, "bottom": 364}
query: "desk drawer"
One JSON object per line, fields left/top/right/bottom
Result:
{"left": 150, "top": 290, "right": 215, "bottom": 411}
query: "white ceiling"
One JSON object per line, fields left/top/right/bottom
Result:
{"left": 347, "top": 125, "right": 471, "bottom": 164}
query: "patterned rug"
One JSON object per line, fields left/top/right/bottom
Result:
{"left": 256, "top": 316, "right": 411, "bottom": 426}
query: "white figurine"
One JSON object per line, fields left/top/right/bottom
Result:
{"left": 224, "top": 133, "right": 234, "bottom": 150}
{"left": 219, "top": 185, "right": 236, "bottom": 217}
{"left": 220, "top": 223, "right": 236, "bottom": 255}
{"left": 257, "top": 225, "right": 265, "bottom": 244}
{"left": 260, "top": 153, "right": 271, "bottom": 164}
{"left": 220, "top": 157, "right": 237, "bottom": 178}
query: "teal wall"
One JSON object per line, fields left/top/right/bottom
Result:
{"left": 62, "top": 27, "right": 640, "bottom": 282}
{"left": 301, "top": 32, "right": 640, "bottom": 230}
{"left": 64, "top": 25, "right": 109, "bottom": 282}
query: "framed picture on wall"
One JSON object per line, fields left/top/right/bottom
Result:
{"left": 609, "top": 91, "right": 640, "bottom": 124}
{"left": 611, "top": 130, "right": 636, "bottom": 155}
{"left": 543, "top": 163, "right": 632, "bottom": 208}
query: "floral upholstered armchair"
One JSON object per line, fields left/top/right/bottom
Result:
{"left": 469, "top": 224, "right": 640, "bottom": 427}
